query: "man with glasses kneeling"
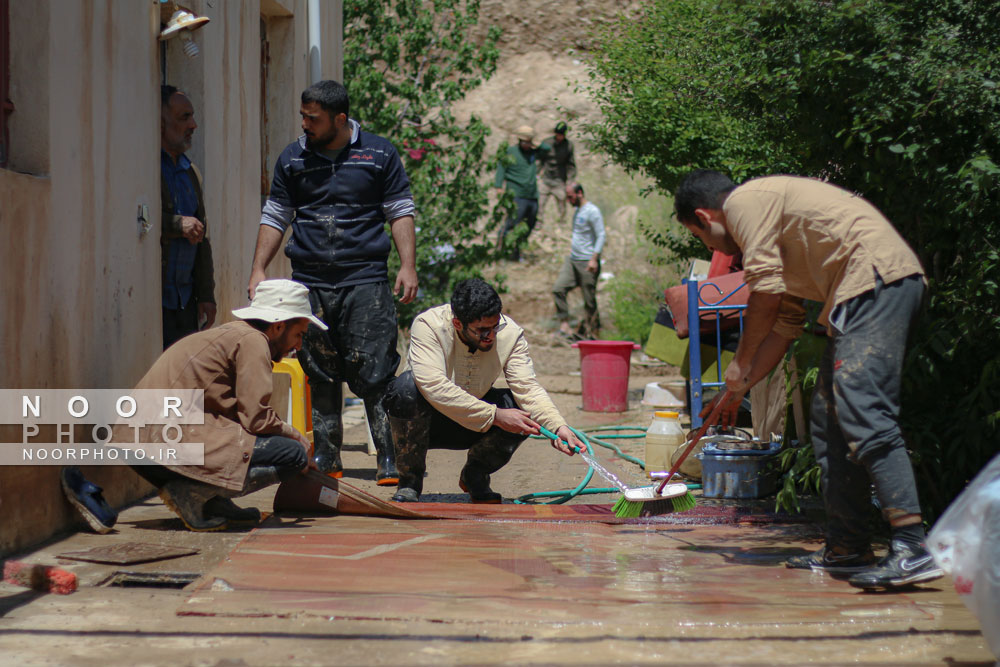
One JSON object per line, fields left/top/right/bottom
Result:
{"left": 386, "top": 278, "right": 584, "bottom": 503}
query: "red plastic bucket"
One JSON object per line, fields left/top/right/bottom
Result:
{"left": 572, "top": 340, "right": 640, "bottom": 412}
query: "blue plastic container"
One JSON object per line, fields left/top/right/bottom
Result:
{"left": 698, "top": 441, "right": 782, "bottom": 499}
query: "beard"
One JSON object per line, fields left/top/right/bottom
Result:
{"left": 305, "top": 128, "right": 338, "bottom": 150}
{"left": 457, "top": 329, "right": 494, "bottom": 354}
{"left": 163, "top": 134, "right": 192, "bottom": 156}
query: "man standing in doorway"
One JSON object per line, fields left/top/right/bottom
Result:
{"left": 537, "top": 121, "right": 576, "bottom": 225}
{"left": 248, "top": 80, "right": 417, "bottom": 486}
{"left": 160, "top": 85, "right": 215, "bottom": 349}
{"left": 674, "top": 169, "right": 942, "bottom": 591}
{"left": 553, "top": 182, "right": 605, "bottom": 340}
{"left": 495, "top": 125, "right": 545, "bottom": 261}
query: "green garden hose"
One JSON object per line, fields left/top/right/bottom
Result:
{"left": 513, "top": 424, "right": 700, "bottom": 505}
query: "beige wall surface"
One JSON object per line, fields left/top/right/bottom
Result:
{"left": 0, "top": 0, "right": 342, "bottom": 556}
{"left": 0, "top": 0, "right": 161, "bottom": 555}
{"left": 194, "top": 0, "right": 264, "bottom": 317}
{"left": 6, "top": 0, "right": 50, "bottom": 176}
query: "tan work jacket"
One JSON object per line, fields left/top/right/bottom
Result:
{"left": 723, "top": 176, "right": 925, "bottom": 338}
{"left": 408, "top": 305, "right": 567, "bottom": 433}
{"left": 134, "top": 321, "right": 299, "bottom": 491}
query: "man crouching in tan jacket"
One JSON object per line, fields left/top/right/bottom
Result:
{"left": 385, "top": 278, "right": 584, "bottom": 504}
{"left": 65, "top": 280, "right": 323, "bottom": 532}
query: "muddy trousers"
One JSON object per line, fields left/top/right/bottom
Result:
{"left": 297, "top": 282, "right": 401, "bottom": 478}
{"left": 553, "top": 257, "right": 601, "bottom": 337}
{"left": 385, "top": 370, "right": 527, "bottom": 496}
{"left": 811, "top": 273, "right": 925, "bottom": 550}
{"left": 130, "top": 434, "right": 307, "bottom": 498}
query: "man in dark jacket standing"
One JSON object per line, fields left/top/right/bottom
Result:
{"left": 248, "top": 80, "right": 417, "bottom": 486}
{"left": 537, "top": 121, "right": 576, "bottom": 225}
{"left": 160, "top": 85, "right": 215, "bottom": 349}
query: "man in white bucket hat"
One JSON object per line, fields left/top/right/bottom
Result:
{"left": 121, "top": 280, "right": 322, "bottom": 531}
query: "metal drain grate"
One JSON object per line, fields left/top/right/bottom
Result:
{"left": 99, "top": 571, "right": 200, "bottom": 589}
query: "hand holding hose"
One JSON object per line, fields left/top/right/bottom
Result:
{"left": 551, "top": 425, "right": 582, "bottom": 456}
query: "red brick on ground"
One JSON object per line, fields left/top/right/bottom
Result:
{"left": 3, "top": 560, "right": 77, "bottom": 594}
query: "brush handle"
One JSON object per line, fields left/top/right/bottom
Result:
{"left": 655, "top": 391, "right": 729, "bottom": 495}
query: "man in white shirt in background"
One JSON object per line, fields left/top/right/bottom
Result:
{"left": 553, "top": 182, "right": 606, "bottom": 340}
{"left": 386, "top": 278, "right": 585, "bottom": 503}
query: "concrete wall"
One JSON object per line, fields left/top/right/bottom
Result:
{"left": 0, "top": 0, "right": 161, "bottom": 554}
{"left": 6, "top": 0, "right": 49, "bottom": 176}
{"left": 0, "top": 0, "right": 342, "bottom": 556}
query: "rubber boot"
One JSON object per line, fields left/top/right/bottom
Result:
{"left": 202, "top": 465, "right": 282, "bottom": 525}
{"left": 367, "top": 395, "right": 399, "bottom": 486}
{"left": 240, "top": 465, "right": 282, "bottom": 496}
{"left": 159, "top": 479, "right": 228, "bottom": 532}
{"left": 389, "top": 416, "right": 429, "bottom": 502}
{"left": 310, "top": 381, "right": 344, "bottom": 477}
{"left": 204, "top": 497, "right": 261, "bottom": 525}
{"left": 460, "top": 428, "right": 524, "bottom": 504}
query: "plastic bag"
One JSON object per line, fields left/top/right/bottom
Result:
{"left": 927, "top": 453, "right": 1000, "bottom": 660}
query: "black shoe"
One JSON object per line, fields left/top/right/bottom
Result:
{"left": 391, "top": 487, "right": 420, "bottom": 503}
{"left": 458, "top": 473, "right": 502, "bottom": 504}
{"left": 204, "top": 496, "right": 261, "bottom": 524}
{"left": 847, "top": 540, "right": 944, "bottom": 590}
{"left": 785, "top": 544, "right": 877, "bottom": 573}
{"left": 60, "top": 466, "right": 117, "bottom": 534}
{"left": 159, "top": 480, "right": 228, "bottom": 532}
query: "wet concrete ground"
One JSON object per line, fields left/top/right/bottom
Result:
{"left": 0, "top": 375, "right": 993, "bottom": 664}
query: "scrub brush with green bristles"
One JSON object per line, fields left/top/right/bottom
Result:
{"left": 612, "top": 394, "right": 729, "bottom": 518}
{"left": 536, "top": 425, "right": 697, "bottom": 518}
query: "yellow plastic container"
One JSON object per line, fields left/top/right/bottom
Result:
{"left": 645, "top": 410, "right": 685, "bottom": 478}
{"left": 272, "top": 357, "right": 312, "bottom": 436}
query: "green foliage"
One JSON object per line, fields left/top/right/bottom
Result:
{"left": 606, "top": 269, "right": 663, "bottom": 345}
{"left": 586, "top": 0, "right": 1000, "bottom": 520}
{"left": 776, "top": 444, "right": 820, "bottom": 515}
{"left": 343, "top": 0, "right": 502, "bottom": 325}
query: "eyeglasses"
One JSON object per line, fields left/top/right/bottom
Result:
{"left": 465, "top": 316, "right": 507, "bottom": 340}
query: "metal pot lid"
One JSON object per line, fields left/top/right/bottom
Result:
{"left": 702, "top": 440, "right": 782, "bottom": 456}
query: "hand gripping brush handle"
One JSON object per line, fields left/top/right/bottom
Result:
{"left": 654, "top": 391, "right": 729, "bottom": 495}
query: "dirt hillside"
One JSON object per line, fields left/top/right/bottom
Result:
{"left": 450, "top": 1, "right": 676, "bottom": 376}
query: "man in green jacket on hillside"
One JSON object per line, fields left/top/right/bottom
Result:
{"left": 495, "top": 125, "right": 548, "bottom": 261}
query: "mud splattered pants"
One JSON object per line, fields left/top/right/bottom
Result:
{"left": 385, "top": 370, "right": 527, "bottom": 496}
{"left": 297, "top": 282, "right": 401, "bottom": 469}
{"left": 811, "top": 273, "right": 925, "bottom": 549}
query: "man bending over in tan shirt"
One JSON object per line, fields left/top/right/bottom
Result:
{"left": 63, "top": 280, "right": 322, "bottom": 532}
{"left": 674, "top": 170, "right": 941, "bottom": 592}
{"left": 385, "top": 278, "right": 584, "bottom": 503}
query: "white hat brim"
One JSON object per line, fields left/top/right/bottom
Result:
{"left": 231, "top": 305, "right": 328, "bottom": 331}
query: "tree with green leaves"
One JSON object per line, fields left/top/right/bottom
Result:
{"left": 585, "top": 0, "right": 1000, "bottom": 520}
{"left": 343, "top": 0, "right": 504, "bottom": 325}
